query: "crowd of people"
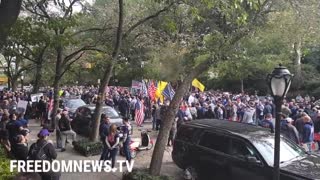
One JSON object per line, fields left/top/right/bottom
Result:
{"left": 1, "top": 85, "right": 320, "bottom": 179}
{"left": 167, "top": 92, "right": 320, "bottom": 152}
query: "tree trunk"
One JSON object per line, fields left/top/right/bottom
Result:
{"left": 7, "top": 77, "right": 11, "bottom": 90}
{"left": 293, "top": 40, "right": 302, "bottom": 89}
{"left": 33, "top": 62, "right": 43, "bottom": 93}
{"left": 149, "top": 76, "right": 194, "bottom": 175}
{"left": 240, "top": 79, "right": 244, "bottom": 93}
{"left": 11, "top": 77, "right": 17, "bottom": 92}
{"left": 51, "top": 46, "right": 63, "bottom": 129}
{"left": 90, "top": 62, "right": 114, "bottom": 141}
{"left": 0, "top": 0, "right": 22, "bottom": 49}
{"left": 90, "top": 0, "right": 124, "bottom": 142}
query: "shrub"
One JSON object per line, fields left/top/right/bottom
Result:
{"left": 73, "top": 140, "right": 103, "bottom": 157}
{"left": 122, "top": 169, "right": 174, "bottom": 180}
{"left": 0, "top": 145, "right": 17, "bottom": 179}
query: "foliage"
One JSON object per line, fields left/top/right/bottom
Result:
{"left": 0, "top": 146, "right": 17, "bottom": 180}
{"left": 72, "top": 140, "right": 103, "bottom": 157}
{"left": 122, "top": 169, "right": 173, "bottom": 180}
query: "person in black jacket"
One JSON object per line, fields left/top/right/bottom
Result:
{"left": 28, "top": 129, "right": 60, "bottom": 180}
{"left": 99, "top": 114, "right": 110, "bottom": 161}
{"left": 58, "top": 111, "right": 76, "bottom": 152}
{"left": 280, "top": 115, "right": 300, "bottom": 144}
{"left": 11, "top": 134, "right": 28, "bottom": 160}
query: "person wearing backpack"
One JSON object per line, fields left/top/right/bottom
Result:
{"left": 28, "top": 129, "right": 60, "bottom": 180}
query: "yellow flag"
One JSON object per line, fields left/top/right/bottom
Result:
{"left": 192, "top": 79, "right": 205, "bottom": 92}
{"left": 155, "top": 81, "right": 168, "bottom": 103}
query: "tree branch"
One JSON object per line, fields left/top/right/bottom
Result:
{"left": 71, "top": 27, "right": 113, "bottom": 37}
{"left": 63, "top": 45, "right": 106, "bottom": 65}
{"left": 63, "top": 0, "right": 79, "bottom": 18}
{"left": 59, "top": 51, "right": 84, "bottom": 79}
{"left": 122, "top": 1, "right": 178, "bottom": 40}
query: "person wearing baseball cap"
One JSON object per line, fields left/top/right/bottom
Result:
{"left": 280, "top": 114, "right": 299, "bottom": 144}
{"left": 28, "top": 128, "right": 60, "bottom": 179}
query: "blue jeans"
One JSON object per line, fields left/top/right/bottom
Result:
{"left": 123, "top": 137, "right": 131, "bottom": 162}
{"left": 109, "top": 147, "right": 118, "bottom": 168}
{"left": 100, "top": 141, "right": 109, "bottom": 161}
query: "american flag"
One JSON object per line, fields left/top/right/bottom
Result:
{"left": 135, "top": 99, "right": 145, "bottom": 126}
{"left": 162, "top": 83, "right": 175, "bottom": 100}
{"left": 148, "top": 80, "right": 157, "bottom": 101}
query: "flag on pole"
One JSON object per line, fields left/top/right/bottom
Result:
{"left": 162, "top": 83, "right": 175, "bottom": 100}
{"left": 141, "top": 80, "right": 148, "bottom": 97}
{"left": 192, "top": 79, "right": 205, "bottom": 92}
{"left": 155, "top": 81, "right": 168, "bottom": 103}
{"left": 148, "top": 80, "right": 157, "bottom": 101}
{"left": 135, "top": 99, "right": 145, "bottom": 126}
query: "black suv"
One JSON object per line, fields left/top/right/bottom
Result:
{"left": 172, "top": 119, "right": 320, "bottom": 180}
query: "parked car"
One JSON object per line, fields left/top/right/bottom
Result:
{"left": 172, "top": 119, "right": 320, "bottom": 180}
{"left": 72, "top": 105, "right": 123, "bottom": 136}
{"left": 60, "top": 97, "right": 86, "bottom": 118}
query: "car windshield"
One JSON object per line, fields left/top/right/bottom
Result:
{"left": 102, "top": 107, "right": 119, "bottom": 118}
{"left": 251, "top": 136, "right": 306, "bottom": 166}
{"left": 65, "top": 99, "right": 86, "bottom": 109}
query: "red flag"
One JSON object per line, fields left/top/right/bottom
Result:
{"left": 148, "top": 80, "right": 157, "bottom": 101}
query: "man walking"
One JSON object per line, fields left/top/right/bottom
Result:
{"left": 58, "top": 110, "right": 76, "bottom": 152}
{"left": 122, "top": 117, "right": 132, "bottom": 163}
{"left": 99, "top": 114, "right": 110, "bottom": 161}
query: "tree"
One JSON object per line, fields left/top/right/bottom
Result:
{"left": 0, "top": 0, "right": 22, "bottom": 49}
{"left": 23, "top": 0, "right": 102, "bottom": 128}
{"left": 148, "top": 0, "right": 276, "bottom": 175}
{"left": 90, "top": 0, "right": 180, "bottom": 141}
{"left": 1, "top": 42, "right": 33, "bottom": 91}
{"left": 4, "top": 18, "right": 50, "bottom": 93}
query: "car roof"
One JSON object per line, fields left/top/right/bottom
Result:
{"left": 80, "top": 104, "right": 112, "bottom": 109}
{"left": 185, "top": 119, "right": 272, "bottom": 139}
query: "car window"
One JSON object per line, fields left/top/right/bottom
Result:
{"left": 231, "top": 139, "right": 259, "bottom": 160}
{"left": 199, "top": 132, "right": 229, "bottom": 153}
{"left": 65, "top": 99, "right": 86, "bottom": 109}
{"left": 102, "top": 107, "right": 120, "bottom": 118}
{"left": 251, "top": 136, "right": 306, "bottom": 166}
{"left": 176, "top": 126, "right": 194, "bottom": 142}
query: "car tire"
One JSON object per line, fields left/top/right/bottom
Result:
{"left": 184, "top": 166, "right": 198, "bottom": 180}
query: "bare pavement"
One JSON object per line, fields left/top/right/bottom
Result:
{"left": 27, "top": 119, "right": 184, "bottom": 180}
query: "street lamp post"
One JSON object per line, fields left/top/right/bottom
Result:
{"left": 267, "top": 64, "right": 293, "bottom": 180}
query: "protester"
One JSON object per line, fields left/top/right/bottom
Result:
{"left": 28, "top": 129, "right": 60, "bottom": 180}
{"left": 259, "top": 113, "right": 274, "bottom": 133}
{"left": 55, "top": 109, "right": 62, "bottom": 149}
{"left": 58, "top": 111, "right": 76, "bottom": 152}
{"left": 302, "top": 116, "right": 314, "bottom": 152}
{"left": 105, "top": 124, "right": 120, "bottom": 169}
{"left": 11, "top": 134, "right": 28, "bottom": 160}
{"left": 6, "top": 113, "right": 23, "bottom": 145}
{"left": 99, "top": 114, "right": 110, "bottom": 161}
{"left": 121, "top": 117, "right": 131, "bottom": 163}
{"left": 280, "top": 114, "right": 300, "bottom": 144}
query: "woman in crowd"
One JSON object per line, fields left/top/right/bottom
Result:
{"left": 105, "top": 124, "right": 120, "bottom": 169}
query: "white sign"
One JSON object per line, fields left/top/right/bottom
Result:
{"left": 31, "top": 93, "right": 43, "bottom": 103}
{"left": 17, "top": 100, "right": 28, "bottom": 113}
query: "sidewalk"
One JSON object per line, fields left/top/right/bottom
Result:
{"left": 27, "top": 119, "right": 183, "bottom": 180}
